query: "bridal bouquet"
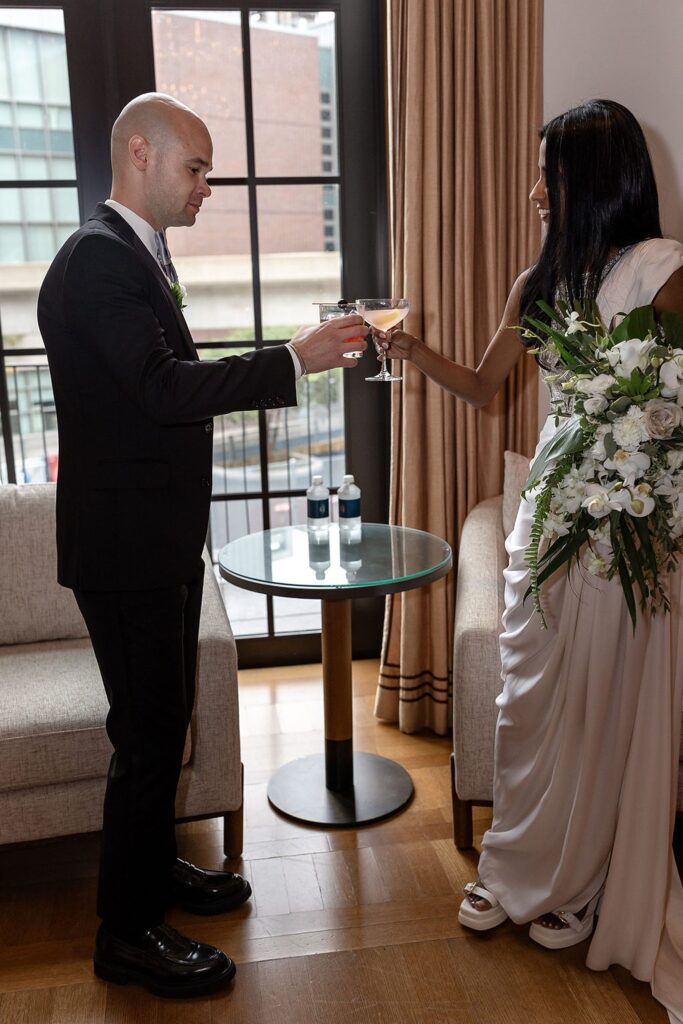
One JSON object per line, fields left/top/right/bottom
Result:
{"left": 520, "top": 301, "right": 683, "bottom": 629}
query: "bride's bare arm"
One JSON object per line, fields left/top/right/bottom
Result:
{"left": 377, "top": 271, "right": 529, "bottom": 408}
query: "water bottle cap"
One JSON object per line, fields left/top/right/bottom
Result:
{"left": 311, "top": 475, "right": 323, "bottom": 485}
{"left": 342, "top": 474, "right": 354, "bottom": 484}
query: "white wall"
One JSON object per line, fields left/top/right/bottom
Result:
{"left": 543, "top": 0, "right": 683, "bottom": 241}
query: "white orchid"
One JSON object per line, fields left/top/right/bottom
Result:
{"left": 659, "top": 354, "right": 683, "bottom": 397}
{"left": 618, "top": 482, "right": 655, "bottom": 518}
{"left": 581, "top": 484, "right": 623, "bottom": 519}
{"left": 606, "top": 337, "right": 656, "bottom": 377}
{"left": 603, "top": 448, "right": 650, "bottom": 483}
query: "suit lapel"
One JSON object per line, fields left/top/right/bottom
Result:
{"left": 130, "top": 234, "right": 198, "bottom": 359}
{"left": 87, "top": 204, "right": 198, "bottom": 361}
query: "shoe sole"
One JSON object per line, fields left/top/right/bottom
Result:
{"left": 175, "top": 881, "right": 252, "bottom": 916}
{"left": 93, "top": 956, "right": 237, "bottom": 998}
{"left": 458, "top": 902, "right": 508, "bottom": 931}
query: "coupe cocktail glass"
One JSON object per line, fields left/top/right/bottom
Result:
{"left": 356, "top": 299, "right": 409, "bottom": 382}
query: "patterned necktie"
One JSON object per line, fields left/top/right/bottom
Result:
{"left": 153, "top": 229, "right": 179, "bottom": 285}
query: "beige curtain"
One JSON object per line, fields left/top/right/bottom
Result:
{"left": 375, "top": 0, "right": 543, "bottom": 734}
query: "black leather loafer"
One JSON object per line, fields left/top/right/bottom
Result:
{"left": 94, "top": 923, "right": 236, "bottom": 998}
{"left": 170, "top": 858, "right": 252, "bottom": 915}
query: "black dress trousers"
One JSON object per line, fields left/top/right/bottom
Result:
{"left": 74, "top": 559, "right": 205, "bottom": 939}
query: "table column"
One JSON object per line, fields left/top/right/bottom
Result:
{"left": 322, "top": 599, "right": 353, "bottom": 791}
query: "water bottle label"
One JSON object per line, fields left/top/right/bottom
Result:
{"left": 339, "top": 498, "right": 360, "bottom": 518}
{"left": 307, "top": 498, "right": 329, "bottom": 519}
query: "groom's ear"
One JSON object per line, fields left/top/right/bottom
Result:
{"left": 128, "top": 134, "right": 150, "bottom": 172}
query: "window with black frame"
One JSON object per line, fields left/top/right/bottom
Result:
{"left": 151, "top": 8, "right": 349, "bottom": 641}
{"left": 0, "top": 0, "right": 388, "bottom": 659}
{"left": 0, "top": 6, "right": 78, "bottom": 485}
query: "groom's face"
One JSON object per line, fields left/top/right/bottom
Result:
{"left": 150, "top": 113, "right": 213, "bottom": 229}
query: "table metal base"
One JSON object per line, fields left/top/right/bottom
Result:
{"left": 266, "top": 751, "right": 414, "bottom": 826}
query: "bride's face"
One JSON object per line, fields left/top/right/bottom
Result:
{"left": 529, "top": 139, "right": 549, "bottom": 230}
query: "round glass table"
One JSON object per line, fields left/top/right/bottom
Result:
{"left": 218, "top": 523, "right": 452, "bottom": 826}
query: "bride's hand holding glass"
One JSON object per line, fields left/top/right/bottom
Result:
{"left": 373, "top": 327, "right": 420, "bottom": 362}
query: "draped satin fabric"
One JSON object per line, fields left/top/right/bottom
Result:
{"left": 478, "top": 239, "right": 683, "bottom": 1024}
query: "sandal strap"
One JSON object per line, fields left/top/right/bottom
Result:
{"left": 464, "top": 881, "right": 499, "bottom": 907}
{"left": 555, "top": 910, "right": 583, "bottom": 931}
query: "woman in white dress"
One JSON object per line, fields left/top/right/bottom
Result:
{"left": 377, "top": 99, "right": 683, "bottom": 1022}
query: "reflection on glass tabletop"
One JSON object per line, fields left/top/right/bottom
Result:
{"left": 218, "top": 524, "right": 452, "bottom": 598}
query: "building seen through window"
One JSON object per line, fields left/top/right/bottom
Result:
{"left": 0, "top": 6, "right": 359, "bottom": 642}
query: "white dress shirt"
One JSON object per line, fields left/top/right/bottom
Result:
{"left": 103, "top": 198, "right": 303, "bottom": 379}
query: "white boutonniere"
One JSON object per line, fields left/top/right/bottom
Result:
{"left": 171, "top": 281, "right": 187, "bottom": 310}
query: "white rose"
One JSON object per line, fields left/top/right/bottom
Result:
{"left": 642, "top": 398, "right": 682, "bottom": 440}
{"left": 606, "top": 338, "right": 655, "bottom": 377}
{"left": 576, "top": 374, "right": 616, "bottom": 396}
{"left": 612, "top": 406, "right": 650, "bottom": 451}
{"left": 583, "top": 396, "right": 609, "bottom": 415}
{"left": 589, "top": 425, "right": 611, "bottom": 460}
{"left": 667, "top": 451, "right": 683, "bottom": 471}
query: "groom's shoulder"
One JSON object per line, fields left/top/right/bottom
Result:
{"left": 46, "top": 212, "right": 141, "bottom": 287}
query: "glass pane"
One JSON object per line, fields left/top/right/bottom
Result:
{"left": 0, "top": 186, "right": 21, "bottom": 220}
{"left": 7, "top": 28, "right": 41, "bottom": 102}
{"left": 267, "top": 370, "right": 344, "bottom": 491}
{"left": 152, "top": 9, "right": 247, "bottom": 178}
{"left": 0, "top": 11, "right": 75, "bottom": 180}
{"left": 5, "top": 357, "right": 58, "bottom": 483}
{"left": 211, "top": 402, "right": 262, "bottom": 497}
{"left": 211, "top": 498, "right": 269, "bottom": 638}
{"left": 15, "top": 102, "right": 42, "bottom": 127}
{"left": 258, "top": 184, "right": 341, "bottom": 340}
{"left": 273, "top": 495, "right": 322, "bottom": 633}
{"left": 0, "top": 224, "right": 23, "bottom": 262}
{"left": 0, "top": 187, "right": 79, "bottom": 348}
{"left": 25, "top": 224, "right": 54, "bottom": 260}
{"left": 0, "top": 154, "right": 17, "bottom": 176}
{"left": 250, "top": 11, "right": 338, "bottom": 177}
{"left": 39, "top": 32, "right": 70, "bottom": 105}
{"left": 166, "top": 185, "right": 254, "bottom": 343}
{"left": 23, "top": 187, "right": 51, "bottom": 221}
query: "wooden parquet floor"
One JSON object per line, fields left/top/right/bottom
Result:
{"left": 0, "top": 659, "right": 670, "bottom": 1023}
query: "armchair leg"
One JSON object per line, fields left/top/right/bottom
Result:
{"left": 450, "top": 752, "right": 473, "bottom": 850}
{"left": 223, "top": 764, "right": 244, "bottom": 859}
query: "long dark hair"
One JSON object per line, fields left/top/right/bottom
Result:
{"left": 520, "top": 99, "right": 662, "bottom": 329}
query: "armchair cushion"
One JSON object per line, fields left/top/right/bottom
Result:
{"left": 0, "top": 484, "right": 88, "bottom": 645}
{"left": 502, "top": 450, "right": 530, "bottom": 538}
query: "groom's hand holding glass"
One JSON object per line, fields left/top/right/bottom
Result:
{"left": 290, "top": 314, "right": 367, "bottom": 373}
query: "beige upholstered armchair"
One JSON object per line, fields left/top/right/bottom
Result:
{"left": 0, "top": 484, "right": 243, "bottom": 857}
{"left": 450, "top": 452, "right": 683, "bottom": 849}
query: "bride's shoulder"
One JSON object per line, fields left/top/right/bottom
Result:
{"left": 629, "top": 236, "right": 683, "bottom": 270}
{"left": 623, "top": 237, "right": 683, "bottom": 308}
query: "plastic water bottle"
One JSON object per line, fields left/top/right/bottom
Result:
{"left": 307, "top": 475, "right": 330, "bottom": 541}
{"left": 308, "top": 536, "right": 331, "bottom": 580}
{"left": 338, "top": 474, "right": 361, "bottom": 543}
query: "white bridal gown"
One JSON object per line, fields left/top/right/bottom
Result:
{"left": 477, "top": 237, "right": 683, "bottom": 1024}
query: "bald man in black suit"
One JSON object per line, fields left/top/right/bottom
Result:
{"left": 38, "top": 91, "right": 365, "bottom": 998}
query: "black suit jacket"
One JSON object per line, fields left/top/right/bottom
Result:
{"left": 38, "top": 203, "right": 297, "bottom": 591}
